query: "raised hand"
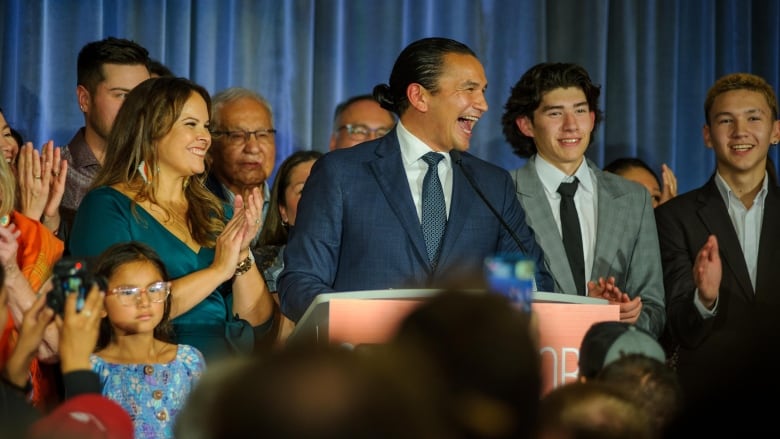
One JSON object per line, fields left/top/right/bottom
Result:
{"left": 235, "top": 186, "right": 264, "bottom": 252}
{"left": 211, "top": 203, "right": 250, "bottom": 279}
{"left": 56, "top": 283, "right": 105, "bottom": 373}
{"left": 588, "top": 276, "right": 643, "bottom": 324}
{"left": 0, "top": 223, "right": 21, "bottom": 271}
{"left": 587, "top": 276, "right": 623, "bottom": 302}
{"left": 693, "top": 235, "right": 721, "bottom": 309}
{"left": 660, "top": 163, "right": 677, "bottom": 205}
{"left": 17, "top": 141, "right": 67, "bottom": 231}
{"left": 2, "top": 292, "right": 55, "bottom": 387}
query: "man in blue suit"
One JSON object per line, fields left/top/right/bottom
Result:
{"left": 278, "top": 37, "right": 552, "bottom": 322}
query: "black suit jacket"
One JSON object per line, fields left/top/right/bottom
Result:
{"left": 655, "top": 176, "right": 780, "bottom": 399}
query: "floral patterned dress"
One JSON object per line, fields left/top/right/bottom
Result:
{"left": 91, "top": 344, "right": 205, "bottom": 438}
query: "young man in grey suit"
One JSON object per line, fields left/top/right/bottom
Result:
{"left": 655, "top": 73, "right": 780, "bottom": 402}
{"left": 501, "top": 62, "right": 665, "bottom": 338}
{"left": 279, "top": 38, "right": 553, "bottom": 322}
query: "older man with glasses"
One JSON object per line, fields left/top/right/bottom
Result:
{"left": 329, "top": 94, "right": 396, "bottom": 150}
{"left": 207, "top": 87, "right": 276, "bottom": 239}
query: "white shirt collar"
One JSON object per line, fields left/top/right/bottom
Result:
{"left": 714, "top": 171, "right": 769, "bottom": 208}
{"left": 534, "top": 155, "right": 594, "bottom": 196}
{"left": 397, "top": 120, "right": 452, "bottom": 166}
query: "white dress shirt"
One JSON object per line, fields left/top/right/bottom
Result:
{"left": 396, "top": 121, "right": 453, "bottom": 221}
{"left": 534, "top": 155, "right": 598, "bottom": 290}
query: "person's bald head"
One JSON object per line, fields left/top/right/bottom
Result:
{"left": 329, "top": 95, "right": 395, "bottom": 150}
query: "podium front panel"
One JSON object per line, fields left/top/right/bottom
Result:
{"left": 534, "top": 302, "right": 619, "bottom": 394}
{"left": 286, "top": 289, "right": 619, "bottom": 395}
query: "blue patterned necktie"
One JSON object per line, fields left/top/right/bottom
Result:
{"left": 421, "top": 152, "right": 447, "bottom": 269}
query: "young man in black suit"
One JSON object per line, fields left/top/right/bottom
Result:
{"left": 655, "top": 73, "right": 780, "bottom": 402}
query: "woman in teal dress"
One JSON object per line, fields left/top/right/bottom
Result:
{"left": 69, "top": 77, "right": 274, "bottom": 362}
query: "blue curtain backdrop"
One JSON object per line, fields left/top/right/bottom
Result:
{"left": 1, "top": 0, "right": 778, "bottom": 192}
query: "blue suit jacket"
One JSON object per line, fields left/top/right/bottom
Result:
{"left": 278, "top": 130, "right": 552, "bottom": 321}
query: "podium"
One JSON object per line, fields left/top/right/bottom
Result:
{"left": 287, "top": 289, "right": 619, "bottom": 394}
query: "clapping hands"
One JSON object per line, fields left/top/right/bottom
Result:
{"left": 17, "top": 141, "right": 67, "bottom": 232}
{"left": 588, "top": 276, "right": 642, "bottom": 324}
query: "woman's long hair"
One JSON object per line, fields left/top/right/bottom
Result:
{"left": 91, "top": 77, "right": 224, "bottom": 247}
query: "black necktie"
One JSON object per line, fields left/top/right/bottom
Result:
{"left": 557, "top": 178, "right": 585, "bottom": 295}
{"left": 421, "top": 152, "right": 446, "bottom": 269}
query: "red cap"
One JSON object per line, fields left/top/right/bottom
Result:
{"left": 27, "top": 394, "right": 133, "bottom": 439}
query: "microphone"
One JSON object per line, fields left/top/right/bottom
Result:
{"left": 451, "top": 150, "right": 563, "bottom": 294}
{"left": 450, "top": 150, "right": 529, "bottom": 256}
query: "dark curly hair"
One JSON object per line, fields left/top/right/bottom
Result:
{"left": 502, "top": 63, "right": 603, "bottom": 158}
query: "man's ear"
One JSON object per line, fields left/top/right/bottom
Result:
{"left": 771, "top": 119, "right": 780, "bottom": 145}
{"left": 516, "top": 116, "right": 535, "bottom": 138}
{"left": 407, "top": 83, "right": 428, "bottom": 112}
{"left": 702, "top": 124, "right": 713, "bottom": 149}
{"left": 76, "top": 85, "right": 90, "bottom": 113}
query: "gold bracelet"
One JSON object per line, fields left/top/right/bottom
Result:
{"left": 235, "top": 255, "right": 254, "bottom": 277}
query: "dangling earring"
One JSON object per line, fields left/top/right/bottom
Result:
{"left": 138, "top": 161, "right": 151, "bottom": 184}
{"left": 183, "top": 176, "right": 191, "bottom": 189}
{"left": 0, "top": 214, "right": 10, "bottom": 227}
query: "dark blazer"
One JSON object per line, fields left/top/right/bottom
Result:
{"left": 278, "top": 130, "right": 552, "bottom": 321}
{"left": 655, "top": 176, "right": 780, "bottom": 398}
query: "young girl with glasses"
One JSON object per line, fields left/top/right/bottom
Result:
{"left": 90, "top": 241, "right": 205, "bottom": 439}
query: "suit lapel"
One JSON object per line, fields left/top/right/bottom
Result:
{"left": 514, "top": 159, "right": 576, "bottom": 294}
{"left": 591, "top": 162, "right": 632, "bottom": 279}
{"left": 697, "top": 180, "right": 754, "bottom": 300}
{"left": 756, "top": 183, "right": 780, "bottom": 302}
{"left": 369, "top": 135, "right": 430, "bottom": 270}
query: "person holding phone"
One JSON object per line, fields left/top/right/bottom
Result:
{"left": 1, "top": 264, "right": 113, "bottom": 436}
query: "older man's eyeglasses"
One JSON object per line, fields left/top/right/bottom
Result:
{"left": 337, "top": 124, "right": 391, "bottom": 141}
{"left": 212, "top": 129, "right": 276, "bottom": 146}
{"left": 107, "top": 281, "right": 171, "bottom": 306}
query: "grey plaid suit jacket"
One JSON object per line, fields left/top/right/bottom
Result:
{"left": 511, "top": 156, "right": 666, "bottom": 338}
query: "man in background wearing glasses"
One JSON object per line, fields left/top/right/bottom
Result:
{"left": 329, "top": 94, "right": 396, "bottom": 150}
{"left": 207, "top": 87, "right": 276, "bottom": 240}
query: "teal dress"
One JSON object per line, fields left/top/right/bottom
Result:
{"left": 70, "top": 187, "right": 257, "bottom": 361}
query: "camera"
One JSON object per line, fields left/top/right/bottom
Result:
{"left": 46, "top": 257, "right": 106, "bottom": 315}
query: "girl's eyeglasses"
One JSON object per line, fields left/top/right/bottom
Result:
{"left": 107, "top": 281, "right": 171, "bottom": 306}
